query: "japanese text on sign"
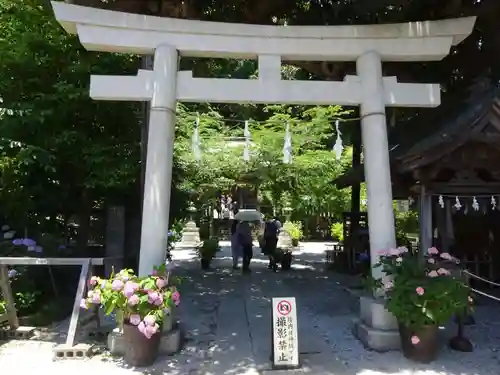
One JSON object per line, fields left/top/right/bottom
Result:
{"left": 272, "top": 297, "right": 299, "bottom": 368}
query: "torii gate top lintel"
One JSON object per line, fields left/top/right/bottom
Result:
{"left": 51, "top": 1, "right": 475, "bottom": 62}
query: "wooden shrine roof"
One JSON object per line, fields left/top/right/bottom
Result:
{"left": 333, "top": 78, "right": 500, "bottom": 190}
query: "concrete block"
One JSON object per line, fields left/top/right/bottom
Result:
{"left": 1, "top": 326, "right": 36, "bottom": 340}
{"left": 160, "top": 327, "right": 181, "bottom": 355}
{"left": 353, "top": 318, "right": 401, "bottom": 352}
{"left": 53, "top": 343, "right": 93, "bottom": 360}
{"left": 107, "top": 327, "right": 124, "bottom": 355}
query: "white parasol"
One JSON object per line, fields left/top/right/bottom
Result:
{"left": 234, "top": 209, "right": 263, "bottom": 222}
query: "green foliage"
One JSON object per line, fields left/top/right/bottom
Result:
{"left": 196, "top": 238, "right": 220, "bottom": 259}
{"left": 176, "top": 101, "right": 353, "bottom": 216}
{"left": 394, "top": 207, "right": 419, "bottom": 248}
{"left": 0, "top": 0, "right": 141, "bottom": 231}
{"left": 330, "top": 222, "right": 344, "bottom": 242}
{"left": 373, "top": 247, "right": 470, "bottom": 329}
{"left": 0, "top": 299, "right": 5, "bottom": 315}
{"left": 283, "top": 221, "right": 303, "bottom": 240}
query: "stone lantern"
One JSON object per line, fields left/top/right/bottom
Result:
{"left": 278, "top": 204, "right": 293, "bottom": 249}
{"left": 177, "top": 202, "right": 201, "bottom": 249}
{"left": 187, "top": 202, "right": 196, "bottom": 222}
{"left": 283, "top": 204, "right": 292, "bottom": 222}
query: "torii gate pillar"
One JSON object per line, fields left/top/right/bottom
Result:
{"left": 139, "top": 45, "right": 178, "bottom": 276}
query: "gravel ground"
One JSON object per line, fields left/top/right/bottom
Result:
{"left": 0, "top": 242, "right": 499, "bottom": 375}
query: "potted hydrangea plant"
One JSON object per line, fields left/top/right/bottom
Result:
{"left": 80, "top": 264, "right": 180, "bottom": 366}
{"left": 196, "top": 238, "right": 220, "bottom": 269}
{"left": 373, "top": 246, "right": 470, "bottom": 363}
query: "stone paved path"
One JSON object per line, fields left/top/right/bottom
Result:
{"left": 1, "top": 241, "right": 499, "bottom": 375}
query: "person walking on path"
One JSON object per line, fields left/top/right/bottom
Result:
{"left": 237, "top": 221, "right": 254, "bottom": 273}
{"left": 230, "top": 220, "right": 241, "bottom": 269}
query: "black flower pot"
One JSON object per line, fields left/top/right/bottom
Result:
{"left": 123, "top": 322, "right": 161, "bottom": 367}
{"left": 201, "top": 258, "right": 211, "bottom": 270}
{"left": 399, "top": 324, "right": 440, "bottom": 363}
{"left": 280, "top": 253, "right": 292, "bottom": 270}
{"left": 291, "top": 238, "right": 299, "bottom": 247}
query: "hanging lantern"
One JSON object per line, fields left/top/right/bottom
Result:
{"left": 472, "top": 197, "right": 479, "bottom": 211}
{"left": 243, "top": 120, "right": 251, "bottom": 162}
{"left": 454, "top": 196, "right": 462, "bottom": 210}
{"left": 491, "top": 196, "right": 497, "bottom": 210}
{"left": 332, "top": 119, "right": 343, "bottom": 161}
{"left": 438, "top": 195, "right": 444, "bottom": 208}
{"left": 192, "top": 116, "right": 201, "bottom": 161}
{"left": 283, "top": 121, "right": 292, "bottom": 164}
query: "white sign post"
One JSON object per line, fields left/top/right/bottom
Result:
{"left": 272, "top": 297, "right": 299, "bottom": 369}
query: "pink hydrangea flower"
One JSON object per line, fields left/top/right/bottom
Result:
{"left": 151, "top": 269, "right": 158, "bottom": 276}
{"left": 143, "top": 323, "right": 159, "bottom": 339}
{"left": 427, "top": 270, "right": 438, "bottom": 278}
{"left": 383, "top": 281, "right": 394, "bottom": 290}
{"left": 416, "top": 287, "right": 425, "bottom": 296}
{"left": 397, "top": 246, "right": 408, "bottom": 253}
{"left": 395, "top": 257, "right": 403, "bottom": 263}
{"left": 89, "top": 276, "right": 99, "bottom": 287}
{"left": 129, "top": 314, "right": 141, "bottom": 325}
{"left": 377, "top": 249, "right": 388, "bottom": 256}
{"left": 91, "top": 291, "right": 101, "bottom": 304}
{"left": 427, "top": 247, "right": 439, "bottom": 255}
{"left": 128, "top": 294, "right": 140, "bottom": 306}
{"left": 440, "top": 252, "right": 452, "bottom": 260}
{"left": 428, "top": 258, "right": 435, "bottom": 264}
{"left": 137, "top": 321, "right": 146, "bottom": 333}
{"left": 437, "top": 268, "right": 450, "bottom": 276}
{"left": 144, "top": 315, "right": 156, "bottom": 326}
{"left": 153, "top": 294, "right": 164, "bottom": 306}
{"left": 111, "top": 279, "right": 124, "bottom": 291}
{"left": 123, "top": 281, "right": 139, "bottom": 298}
{"left": 79, "top": 299, "right": 88, "bottom": 310}
{"left": 148, "top": 291, "right": 161, "bottom": 304}
{"left": 156, "top": 278, "right": 168, "bottom": 289}
{"left": 172, "top": 290, "right": 181, "bottom": 306}
{"left": 411, "top": 335, "right": 420, "bottom": 345}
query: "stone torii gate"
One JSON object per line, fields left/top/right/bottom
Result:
{"left": 51, "top": 1, "right": 475, "bottom": 351}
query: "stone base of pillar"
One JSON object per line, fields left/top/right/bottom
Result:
{"left": 353, "top": 295, "right": 400, "bottom": 352}
{"left": 107, "top": 325, "right": 182, "bottom": 356}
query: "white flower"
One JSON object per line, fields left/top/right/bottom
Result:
{"left": 3, "top": 231, "right": 14, "bottom": 239}
{"left": 383, "top": 281, "right": 394, "bottom": 290}
{"left": 437, "top": 268, "right": 450, "bottom": 276}
{"left": 389, "top": 248, "right": 400, "bottom": 256}
{"left": 427, "top": 270, "right": 439, "bottom": 278}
